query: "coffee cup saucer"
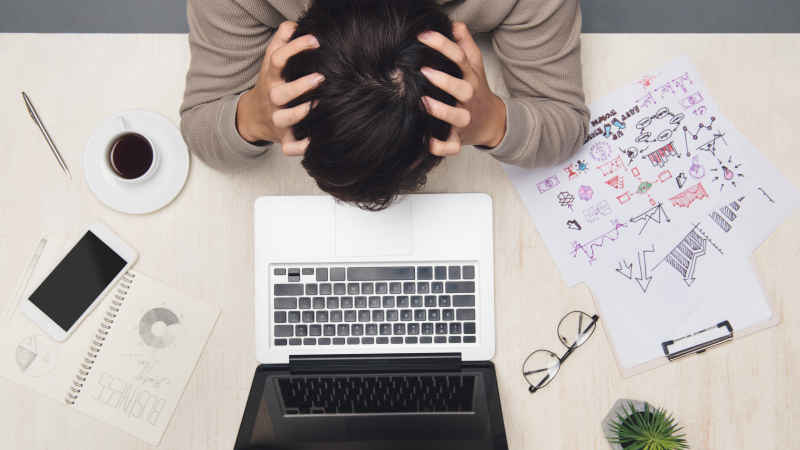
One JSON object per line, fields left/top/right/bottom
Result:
{"left": 84, "top": 110, "right": 189, "bottom": 215}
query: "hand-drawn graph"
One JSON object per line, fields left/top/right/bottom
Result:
{"left": 139, "top": 308, "right": 181, "bottom": 349}
{"left": 557, "top": 191, "right": 575, "bottom": 210}
{"left": 654, "top": 224, "right": 723, "bottom": 286}
{"left": 683, "top": 117, "right": 726, "bottom": 157}
{"left": 637, "top": 91, "right": 656, "bottom": 109}
{"left": 759, "top": 188, "right": 775, "bottom": 203}
{"left": 709, "top": 200, "right": 741, "bottom": 232}
{"left": 679, "top": 92, "right": 704, "bottom": 110}
{"left": 567, "top": 219, "right": 582, "bottom": 230}
{"left": 654, "top": 82, "right": 674, "bottom": 99}
{"left": 16, "top": 335, "right": 58, "bottom": 377}
{"left": 672, "top": 72, "right": 693, "bottom": 93}
{"left": 578, "top": 185, "right": 594, "bottom": 201}
{"left": 710, "top": 155, "right": 744, "bottom": 191}
{"left": 569, "top": 220, "right": 627, "bottom": 264}
{"left": 669, "top": 182, "right": 708, "bottom": 208}
{"left": 598, "top": 156, "right": 627, "bottom": 176}
{"left": 605, "top": 175, "right": 624, "bottom": 189}
{"left": 689, "top": 156, "right": 705, "bottom": 179}
{"left": 537, "top": 176, "right": 560, "bottom": 194}
{"left": 583, "top": 200, "right": 613, "bottom": 223}
{"left": 635, "top": 107, "right": 684, "bottom": 143}
{"left": 642, "top": 142, "right": 679, "bottom": 168}
{"left": 620, "top": 145, "right": 646, "bottom": 166}
{"left": 676, "top": 172, "right": 687, "bottom": 188}
{"left": 635, "top": 73, "right": 660, "bottom": 91}
{"left": 630, "top": 203, "right": 670, "bottom": 235}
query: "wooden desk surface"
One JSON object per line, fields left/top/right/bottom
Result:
{"left": 1, "top": 33, "right": 798, "bottom": 449}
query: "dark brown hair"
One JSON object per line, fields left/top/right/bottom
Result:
{"left": 282, "top": 0, "right": 462, "bottom": 211}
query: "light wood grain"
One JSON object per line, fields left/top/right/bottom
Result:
{"left": 0, "top": 32, "right": 798, "bottom": 449}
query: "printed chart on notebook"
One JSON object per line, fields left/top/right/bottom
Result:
{"left": 503, "top": 55, "right": 760, "bottom": 287}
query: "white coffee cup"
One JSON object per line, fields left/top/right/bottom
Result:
{"left": 104, "top": 116, "right": 159, "bottom": 183}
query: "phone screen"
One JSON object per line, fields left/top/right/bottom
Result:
{"left": 28, "top": 231, "right": 127, "bottom": 331}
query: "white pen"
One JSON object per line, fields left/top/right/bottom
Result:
{"left": 22, "top": 91, "right": 72, "bottom": 180}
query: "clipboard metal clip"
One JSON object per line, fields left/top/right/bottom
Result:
{"left": 661, "top": 320, "right": 734, "bottom": 362}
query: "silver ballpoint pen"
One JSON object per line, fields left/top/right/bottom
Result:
{"left": 21, "top": 91, "right": 72, "bottom": 180}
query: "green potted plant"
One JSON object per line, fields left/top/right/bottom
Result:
{"left": 601, "top": 399, "right": 689, "bottom": 450}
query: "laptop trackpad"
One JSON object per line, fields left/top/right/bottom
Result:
{"left": 335, "top": 200, "right": 413, "bottom": 257}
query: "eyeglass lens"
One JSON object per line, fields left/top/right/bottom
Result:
{"left": 522, "top": 350, "right": 561, "bottom": 390}
{"left": 557, "top": 311, "right": 597, "bottom": 349}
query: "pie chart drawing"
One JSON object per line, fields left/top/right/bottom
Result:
{"left": 16, "top": 335, "right": 58, "bottom": 377}
{"left": 139, "top": 308, "right": 180, "bottom": 348}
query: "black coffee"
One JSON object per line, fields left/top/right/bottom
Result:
{"left": 109, "top": 133, "right": 153, "bottom": 179}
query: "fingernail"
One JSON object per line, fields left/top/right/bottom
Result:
{"left": 311, "top": 99, "right": 319, "bottom": 109}
{"left": 312, "top": 74, "right": 324, "bottom": 85}
{"left": 421, "top": 97, "right": 430, "bottom": 111}
{"left": 421, "top": 67, "right": 434, "bottom": 78}
{"left": 309, "top": 35, "right": 318, "bottom": 45}
{"left": 419, "top": 31, "right": 431, "bottom": 40}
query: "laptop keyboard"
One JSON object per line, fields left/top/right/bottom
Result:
{"left": 277, "top": 374, "right": 477, "bottom": 414}
{"left": 270, "top": 264, "right": 478, "bottom": 347}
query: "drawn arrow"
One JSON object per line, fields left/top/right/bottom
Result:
{"left": 635, "top": 246, "right": 655, "bottom": 292}
{"left": 616, "top": 260, "right": 632, "bottom": 279}
{"left": 568, "top": 204, "right": 574, "bottom": 212}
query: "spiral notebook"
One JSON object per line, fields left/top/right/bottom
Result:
{"left": 0, "top": 233, "right": 221, "bottom": 445}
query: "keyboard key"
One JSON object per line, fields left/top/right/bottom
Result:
{"left": 420, "top": 337, "right": 433, "bottom": 343}
{"left": 333, "top": 338, "right": 345, "bottom": 345}
{"left": 380, "top": 324, "right": 392, "bottom": 335}
{"left": 331, "top": 311, "right": 343, "bottom": 322}
{"left": 274, "top": 325, "right": 293, "bottom": 337}
{"left": 366, "top": 324, "right": 378, "bottom": 335}
{"left": 456, "top": 309, "right": 476, "bottom": 320}
{"left": 431, "top": 282, "right": 444, "bottom": 293}
{"left": 414, "top": 310, "right": 426, "bottom": 321}
{"left": 424, "top": 296, "right": 436, "bottom": 307}
{"left": 344, "top": 310, "right": 356, "bottom": 322}
{"left": 372, "top": 310, "right": 384, "bottom": 322}
{"left": 319, "top": 338, "right": 331, "bottom": 345}
{"left": 348, "top": 267, "right": 415, "bottom": 281}
{"left": 316, "top": 311, "right": 328, "bottom": 322}
{"left": 302, "top": 268, "right": 314, "bottom": 276}
{"left": 337, "top": 324, "right": 350, "bottom": 336}
{"left": 400, "top": 310, "right": 412, "bottom": 321}
{"left": 358, "top": 310, "right": 370, "bottom": 322}
{"left": 418, "top": 282, "right": 430, "bottom": 294}
{"left": 464, "top": 336, "right": 476, "bottom": 343}
{"left": 449, "top": 336, "right": 462, "bottom": 343}
{"left": 341, "top": 297, "right": 354, "bottom": 308}
{"left": 394, "top": 324, "right": 406, "bottom": 335}
{"left": 417, "top": 266, "right": 433, "bottom": 280}
{"left": 434, "top": 336, "right": 447, "bottom": 343}
{"left": 448, "top": 266, "right": 461, "bottom": 280}
{"left": 316, "top": 268, "right": 328, "bottom": 281}
{"left": 434, "top": 266, "right": 447, "bottom": 280}
{"left": 274, "top": 311, "right": 286, "bottom": 323}
{"left": 352, "top": 324, "right": 363, "bottom": 336}
{"left": 313, "top": 297, "right": 325, "bottom": 309}
{"left": 405, "top": 337, "right": 418, "bottom": 344}
{"left": 298, "top": 297, "right": 311, "bottom": 309}
{"left": 288, "top": 275, "right": 300, "bottom": 282}
{"left": 274, "top": 268, "right": 286, "bottom": 275}
{"left": 275, "top": 297, "right": 297, "bottom": 309}
{"left": 442, "top": 309, "right": 455, "bottom": 321}
{"left": 464, "top": 322, "right": 476, "bottom": 334}
{"left": 327, "top": 298, "right": 339, "bottom": 309}
{"left": 354, "top": 296, "right": 367, "bottom": 308}
{"left": 439, "top": 295, "right": 451, "bottom": 307}
{"left": 369, "top": 296, "right": 381, "bottom": 308}
{"left": 323, "top": 325, "right": 336, "bottom": 336}
{"left": 310, "top": 325, "right": 321, "bottom": 336}
{"left": 376, "top": 337, "right": 389, "bottom": 344}
{"left": 275, "top": 338, "right": 287, "bottom": 345}
{"left": 389, "top": 282, "right": 402, "bottom": 294}
{"left": 422, "top": 323, "right": 433, "bottom": 335}
{"left": 387, "top": 310, "right": 399, "bottom": 321}
{"left": 304, "top": 338, "right": 316, "bottom": 345}
{"left": 361, "top": 283, "right": 374, "bottom": 294}
{"left": 463, "top": 266, "right": 475, "bottom": 279}
{"left": 436, "top": 323, "right": 448, "bottom": 334}
{"left": 289, "top": 338, "right": 302, "bottom": 345}
{"left": 375, "top": 282, "right": 388, "bottom": 294}
{"left": 288, "top": 311, "right": 300, "bottom": 323}
{"left": 453, "top": 295, "right": 475, "bottom": 307}
{"left": 334, "top": 283, "right": 346, "bottom": 295}
{"left": 347, "top": 337, "right": 360, "bottom": 345}
{"left": 330, "top": 267, "right": 346, "bottom": 281}
{"left": 296, "top": 325, "right": 308, "bottom": 336}
{"left": 450, "top": 323, "right": 462, "bottom": 334}
{"left": 446, "top": 281, "right": 475, "bottom": 293}
{"left": 288, "top": 268, "right": 300, "bottom": 276}
{"left": 305, "top": 284, "right": 318, "bottom": 295}
{"left": 382, "top": 296, "right": 395, "bottom": 308}
{"left": 396, "top": 296, "right": 409, "bottom": 307}
{"left": 302, "top": 311, "right": 314, "bottom": 323}
{"left": 320, "top": 284, "right": 332, "bottom": 295}
{"left": 362, "top": 337, "right": 374, "bottom": 344}
{"left": 275, "top": 284, "right": 304, "bottom": 296}
{"left": 410, "top": 296, "right": 423, "bottom": 307}
{"left": 391, "top": 337, "right": 403, "bottom": 344}
{"left": 428, "top": 309, "right": 440, "bottom": 321}
{"left": 403, "top": 282, "right": 415, "bottom": 294}
{"left": 348, "top": 283, "right": 360, "bottom": 295}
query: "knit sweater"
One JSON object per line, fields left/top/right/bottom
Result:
{"left": 179, "top": 0, "right": 590, "bottom": 171}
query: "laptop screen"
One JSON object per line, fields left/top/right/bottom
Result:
{"left": 235, "top": 362, "right": 508, "bottom": 449}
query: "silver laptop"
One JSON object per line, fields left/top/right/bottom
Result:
{"left": 254, "top": 193, "right": 495, "bottom": 364}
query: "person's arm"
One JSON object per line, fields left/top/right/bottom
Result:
{"left": 179, "top": 0, "right": 278, "bottom": 171}
{"left": 473, "top": 0, "right": 590, "bottom": 169}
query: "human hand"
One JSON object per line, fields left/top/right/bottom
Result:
{"left": 236, "top": 21, "right": 323, "bottom": 156}
{"left": 417, "top": 22, "right": 507, "bottom": 156}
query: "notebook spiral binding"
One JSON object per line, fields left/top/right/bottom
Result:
{"left": 64, "top": 272, "right": 135, "bottom": 405}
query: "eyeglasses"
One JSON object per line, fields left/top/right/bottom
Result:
{"left": 522, "top": 311, "right": 599, "bottom": 394}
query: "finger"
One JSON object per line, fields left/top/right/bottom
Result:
{"left": 429, "top": 128, "right": 462, "bottom": 157}
{"left": 421, "top": 67, "right": 474, "bottom": 103}
{"left": 417, "top": 30, "right": 472, "bottom": 76}
{"left": 423, "top": 96, "right": 471, "bottom": 128}
{"left": 264, "top": 22, "right": 298, "bottom": 64}
{"left": 269, "top": 33, "right": 319, "bottom": 71}
{"left": 272, "top": 101, "right": 312, "bottom": 129}
{"left": 451, "top": 22, "right": 483, "bottom": 68}
{"left": 270, "top": 73, "right": 324, "bottom": 106}
{"left": 281, "top": 128, "right": 310, "bottom": 156}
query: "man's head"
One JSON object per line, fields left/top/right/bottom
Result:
{"left": 282, "top": 0, "right": 462, "bottom": 211}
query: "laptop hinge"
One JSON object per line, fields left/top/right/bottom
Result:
{"left": 289, "top": 353, "right": 462, "bottom": 373}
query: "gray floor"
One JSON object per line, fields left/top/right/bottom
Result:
{"left": 1, "top": 0, "right": 798, "bottom": 33}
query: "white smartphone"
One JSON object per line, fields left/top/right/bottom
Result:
{"left": 19, "top": 221, "right": 138, "bottom": 342}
